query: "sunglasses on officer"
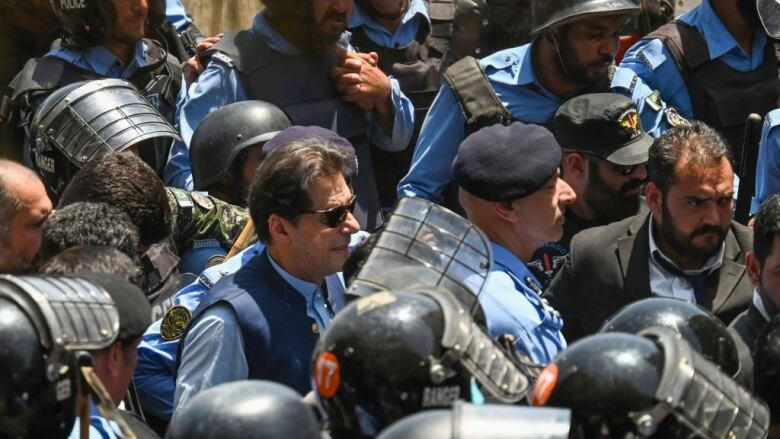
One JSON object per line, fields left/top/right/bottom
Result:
{"left": 302, "top": 195, "right": 357, "bottom": 228}
{"left": 581, "top": 153, "right": 642, "bottom": 177}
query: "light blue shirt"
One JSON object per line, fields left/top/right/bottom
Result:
{"left": 476, "top": 243, "right": 566, "bottom": 365}
{"left": 397, "top": 41, "right": 563, "bottom": 202}
{"left": 46, "top": 41, "right": 150, "bottom": 79}
{"left": 166, "top": 0, "right": 192, "bottom": 32}
{"left": 612, "top": 0, "right": 768, "bottom": 137}
{"left": 164, "top": 12, "right": 415, "bottom": 189}
{"left": 67, "top": 403, "right": 122, "bottom": 439}
{"left": 348, "top": 0, "right": 430, "bottom": 49}
{"left": 753, "top": 108, "right": 780, "bottom": 214}
{"left": 135, "top": 242, "right": 264, "bottom": 420}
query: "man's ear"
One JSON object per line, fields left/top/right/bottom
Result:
{"left": 746, "top": 251, "right": 761, "bottom": 287}
{"left": 562, "top": 152, "right": 588, "bottom": 182}
{"left": 268, "top": 213, "right": 293, "bottom": 244}
{"left": 107, "top": 342, "right": 124, "bottom": 378}
{"left": 645, "top": 182, "right": 663, "bottom": 216}
{"left": 491, "top": 200, "right": 520, "bottom": 224}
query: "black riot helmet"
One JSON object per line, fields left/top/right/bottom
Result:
{"left": 313, "top": 289, "right": 530, "bottom": 438}
{"left": 533, "top": 329, "right": 770, "bottom": 439}
{"left": 52, "top": 0, "right": 166, "bottom": 47}
{"left": 167, "top": 380, "right": 321, "bottom": 439}
{"left": 531, "top": 0, "right": 640, "bottom": 35}
{"left": 599, "top": 298, "right": 744, "bottom": 382}
{"left": 376, "top": 402, "right": 572, "bottom": 439}
{"left": 29, "top": 78, "right": 180, "bottom": 201}
{"left": 190, "top": 101, "right": 292, "bottom": 191}
{"left": 629, "top": 0, "right": 674, "bottom": 35}
{"left": 757, "top": 0, "right": 780, "bottom": 38}
{"left": 0, "top": 275, "right": 120, "bottom": 439}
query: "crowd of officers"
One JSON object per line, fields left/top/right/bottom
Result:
{"left": 4, "top": 0, "right": 780, "bottom": 437}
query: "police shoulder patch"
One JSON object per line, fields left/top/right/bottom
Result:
{"left": 160, "top": 305, "right": 192, "bottom": 341}
{"left": 190, "top": 191, "right": 214, "bottom": 210}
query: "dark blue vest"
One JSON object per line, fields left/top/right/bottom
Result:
{"left": 178, "top": 249, "right": 334, "bottom": 394}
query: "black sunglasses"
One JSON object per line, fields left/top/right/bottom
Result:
{"left": 302, "top": 195, "right": 357, "bottom": 228}
{"left": 582, "top": 153, "right": 640, "bottom": 177}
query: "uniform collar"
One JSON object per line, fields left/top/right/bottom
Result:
{"left": 47, "top": 40, "right": 148, "bottom": 78}
{"left": 678, "top": 0, "right": 767, "bottom": 61}
{"left": 252, "top": 11, "right": 352, "bottom": 55}
{"left": 490, "top": 242, "right": 542, "bottom": 289}
{"left": 266, "top": 251, "right": 324, "bottom": 302}
{"left": 516, "top": 42, "right": 538, "bottom": 86}
{"left": 348, "top": 0, "right": 431, "bottom": 41}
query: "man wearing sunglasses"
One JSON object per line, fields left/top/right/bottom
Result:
{"left": 527, "top": 93, "right": 652, "bottom": 286}
{"left": 173, "top": 136, "right": 360, "bottom": 412}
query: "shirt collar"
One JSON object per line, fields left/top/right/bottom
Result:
{"left": 47, "top": 41, "right": 148, "bottom": 78}
{"left": 516, "top": 41, "right": 539, "bottom": 86}
{"left": 348, "top": 0, "right": 430, "bottom": 39}
{"left": 648, "top": 214, "right": 725, "bottom": 275}
{"left": 490, "top": 242, "right": 541, "bottom": 288}
{"left": 678, "top": 0, "right": 767, "bottom": 60}
{"left": 267, "top": 251, "right": 321, "bottom": 302}
{"left": 252, "top": 11, "right": 353, "bottom": 55}
{"left": 752, "top": 288, "right": 772, "bottom": 321}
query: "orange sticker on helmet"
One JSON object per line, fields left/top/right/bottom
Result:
{"left": 531, "top": 363, "right": 558, "bottom": 406}
{"left": 314, "top": 352, "right": 341, "bottom": 398}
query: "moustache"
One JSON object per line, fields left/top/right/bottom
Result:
{"left": 690, "top": 224, "right": 727, "bottom": 240}
{"left": 322, "top": 11, "right": 346, "bottom": 22}
{"left": 619, "top": 178, "right": 645, "bottom": 196}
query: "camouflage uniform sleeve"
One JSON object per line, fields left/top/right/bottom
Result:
{"left": 166, "top": 187, "right": 251, "bottom": 254}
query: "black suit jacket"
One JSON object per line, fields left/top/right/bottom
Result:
{"left": 729, "top": 302, "right": 770, "bottom": 353}
{"left": 544, "top": 213, "right": 753, "bottom": 342}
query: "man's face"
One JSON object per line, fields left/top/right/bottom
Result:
{"left": 751, "top": 236, "right": 780, "bottom": 308}
{"left": 110, "top": 0, "right": 148, "bottom": 44}
{"left": 555, "top": 14, "right": 627, "bottom": 84}
{"left": 583, "top": 159, "right": 647, "bottom": 222}
{"left": 514, "top": 172, "right": 577, "bottom": 249}
{"left": 287, "top": 173, "right": 360, "bottom": 282}
{"left": 312, "top": 0, "right": 353, "bottom": 45}
{"left": 240, "top": 145, "right": 263, "bottom": 194}
{"left": 0, "top": 178, "right": 52, "bottom": 273}
{"left": 652, "top": 157, "right": 734, "bottom": 264}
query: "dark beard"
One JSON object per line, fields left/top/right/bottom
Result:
{"left": 659, "top": 202, "right": 728, "bottom": 264}
{"left": 555, "top": 30, "right": 614, "bottom": 86}
{"left": 583, "top": 162, "right": 642, "bottom": 222}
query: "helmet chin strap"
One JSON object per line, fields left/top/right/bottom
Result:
{"left": 549, "top": 30, "right": 578, "bottom": 84}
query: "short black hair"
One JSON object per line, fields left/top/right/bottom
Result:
{"left": 248, "top": 137, "right": 351, "bottom": 243}
{"left": 58, "top": 152, "right": 172, "bottom": 246}
{"left": 38, "top": 245, "right": 140, "bottom": 283}
{"left": 754, "top": 313, "right": 780, "bottom": 418}
{"left": 753, "top": 194, "right": 780, "bottom": 266}
{"left": 647, "top": 120, "right": 732, "bottom": 194}
{"left": 39, "top": 202, "right": 140, "bottom": 262}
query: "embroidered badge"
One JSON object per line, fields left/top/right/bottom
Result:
{"left": 160, "top": 305, "right": 192, "bottom": 341}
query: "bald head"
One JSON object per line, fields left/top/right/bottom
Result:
{"left": 0, "top": 160, "right": 52, "bottom": 273}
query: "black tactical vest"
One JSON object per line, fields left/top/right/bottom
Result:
{"left": 206, "top": 30, "right": 384, "bottom": 230}
{"left": 646, "top": 21, "right": 780, "bottom": 171}
{"left": 9, "top": 38, "right": 182, "bottom": 176}
{"left": 348, "top": 9, "right": 451, "bottom": 208}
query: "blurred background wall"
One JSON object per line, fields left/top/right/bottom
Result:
{"left": 180, "top": 0, "right": 261, "bottom": 37}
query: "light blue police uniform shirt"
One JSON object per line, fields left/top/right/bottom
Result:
{"left": 753, "top": 109, "right": 780, "bottom": 214}
{"left": 611, "top": 0, "right": 768, "bottom": 137}
{"left": 348, "top": 0, "right": 429, "bottom": 49}
{"left": 396, "top": 41, "right": 562, "bottom": 203}
{"left": 46, "top": 40, "right": 150, "bottom": 79}
{"left": 67, "top": 403, "right": 122, "bottom": 439}
{"left": 165, "top": 0, "right": 192, "bottom": 32}
{"left": 134, "top": 241, "right": 265, "bottom": 419}
{"left": 164, "top": 12, "right": 415, "bottom": 190}
{"left": 173, "top": 252, "right": 347, "bottom": 412}
{"left": 477, "top": 243, "right": 566, "bottom": 365}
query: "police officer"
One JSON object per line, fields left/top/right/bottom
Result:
{"left": 10, "top": 0, "right": 183, "bottom": 167}
{"left": 452, "top": 122, "right": 575, "bottom": 364}
{"left": 189, "top": 101, "right": 292, "bottom": 206}
{"left": 527, "top": 93, "right": 651, "bottom": 286}
{"left": 163, "top": 0, "right": 415, "bottom": 232}
{"left": 398, "top": 0, "right": 639, "bottom": 206}
{"left": 347, "top": 0, "right": 450, "bottom": 208}
{"left": 612, "top": 0, "right": 780, "bottom": 171}
{"left": 167, "top": 381, "right": 321, "bottom": 439}
{"left": 28, "top": 78, "right": 181, "bottom": 201}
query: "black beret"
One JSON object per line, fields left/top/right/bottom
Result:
{"left": 78, "top": 273, "right": 151, "bottom": 342}
{"left": 452, "top": 122, "right": 562, "bottom": 202}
